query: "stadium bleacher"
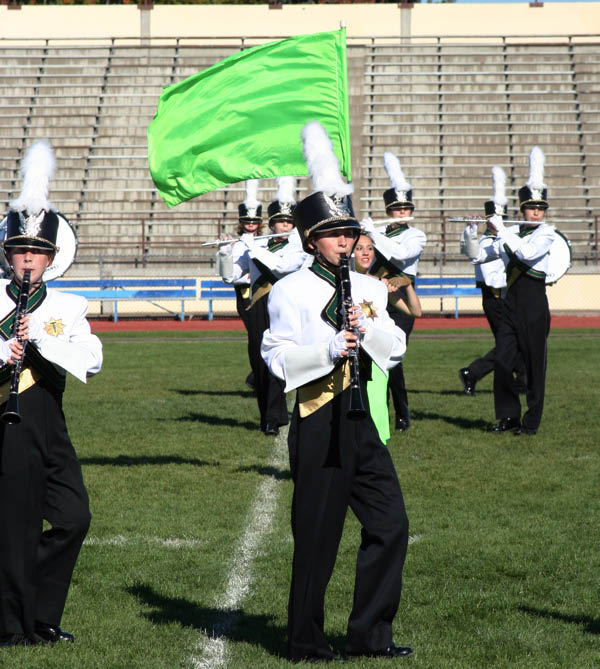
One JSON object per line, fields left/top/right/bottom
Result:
{"left": 1, "top": 35, "right": 599, "bottom": 274}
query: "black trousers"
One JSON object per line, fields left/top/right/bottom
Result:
{"left": 466, "top": 287, "right": 503, "bottom": 381}
{"left": 387, "top": 304, "right": 414, "bottom": 422}
{"left": 0, "top": 381, "right": 90, "bottom": 637}
{"left": 494, "top": 275, "right": 550, "bottom": 431}
{"left": 467, "top": 287, "right": 527, "bottom": 387}
{"left": 235, "top": 285, "right": 255, "bottom": 387}
{"left": 287, "top": 385, "right": 409, "bottom": 661}
{"left": 246, "top": 295, "right": 288, "bottom": 431}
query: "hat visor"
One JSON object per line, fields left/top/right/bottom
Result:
{"left": 386, "top": 202, "right": 415, "bottom": 211}
{"left": 520, "top": 201, "right": 549, "bottom": 211}
{"left": 4, "top": 236, "right": 56, "bottom": 252}
{"left": 239, "top": 216, "right": 262, "bottom": 223}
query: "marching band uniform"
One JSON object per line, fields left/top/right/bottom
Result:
{"left": 459, "top": 168, "right": 526, "bottom": 395}
{"left": 219, "top": 179, "right": 307, "bottom": 435}
{"left": 262, "top": 123, "right": 411, "bottom": 662}
{"left": 362, "top": 153, "right": 426, "bottom": 431}
{"left": 0, "top": 141, "right": 102, "bottom": 646}
{"left": 464, "top": 148, "right": 554, "bottom": 434}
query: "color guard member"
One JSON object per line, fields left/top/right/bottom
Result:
{"left": 361, "top": 153, "right": 426, "bottom": 431}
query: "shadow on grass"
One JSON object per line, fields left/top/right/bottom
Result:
{"left": 127, "top": 582, "right": 287, "bottom": 658}
{"left": 519, "top": 606, "right": 600, "bottom": 635}
{"left": 409, "top": 388, "right": 493, "bottom": 397}
{"left": 236, "top": 464, "right": 291, "bottom": 481}
{"left": 173, "top": 388, "right": 255, "bottom": 399}
{"left": 410, "top": 409, "right": 490, "bottom": 430}
{"left": 80, "top": 455, "right": 217, "bottom": 467}
{"left": 173, "top": 412, "right": 258, "bottom": 431}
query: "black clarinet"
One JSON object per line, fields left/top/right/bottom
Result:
{"left": 2, "top": 269, "right": 31, "bottom": 425}
{"left": 338, "top": 255, "right": 367, "bottom": 420}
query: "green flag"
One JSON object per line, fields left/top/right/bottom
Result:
{"left": 147, "top": 29, "right": 351, "bottom": 207}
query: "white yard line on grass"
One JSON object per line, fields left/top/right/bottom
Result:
{"left": 187, "top": 426, "right": 289, "bottom": 669}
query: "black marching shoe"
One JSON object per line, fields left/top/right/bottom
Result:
{"left": 346, "top": 643, "right": 413, "bottom": 659}
{"left": 395, "top": 416, "right": 409, "bottom": 432}
{"left": 487, "top": 417, "right": 521, "bottom": 433}
{"left": 263, "top": 423, "right": 279, "bottom": 436}
{"left": 0, "top": 633, "right": 38, "bottom": 647}
{"left": 515, "top": 426, "right": 537, "bottom": 436}
{"left": 458, "top": 368, "right": 477, "bottom": 396}
{"left": 34, "top": 622, "right": 75, "bottom": 644}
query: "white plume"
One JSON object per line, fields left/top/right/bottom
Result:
{"left": 276, "top": 176, "right": 296, "bottom": 205}
{"left": 383, "top": 151, "right": 411, "bottom": 192}
{"left": 301, "top": 122, "right": 353, "bottom": 198}
{"left": 10, "top": 139, "right": 56, "bottom": 215}
{"left": 527, "top": 146, "right": 546, "bottom": 190}
{"left": 243, "top": 179, "right": 261, "bottom": 209}
{"left": 491, "top": 166, "right": 507, "bottom": 206}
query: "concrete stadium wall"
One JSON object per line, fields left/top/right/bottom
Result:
{"left": 1, "top": 3, "right": 599, "bottom": 42}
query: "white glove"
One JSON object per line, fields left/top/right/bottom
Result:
{"left": 489, "top": 214, "right": 505, "bottom": 233}
{"left": 360, "top": 217, "right": 376, "bottom": 235}
{"left": 217, "top": 242, "right": 232, "bottom": 256}
{"left": 328, "top": 331, "right": 348, "bottom": 363}
{"left": 0, "top": 338, "right": 14, "bottom": 365}
{"left": 460, "top": 223, "right": 479, "bottom": 259}
{"left": 354, "top": 308, "right": 371, "bottom": 341}
{"left": 26, "top": 314, "right": 46, "bottom": 347}
{"left": 240, "top": 232, "right": 255, "bottom": 249}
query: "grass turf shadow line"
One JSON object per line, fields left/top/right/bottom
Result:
{"left": 236, "top": 464, "right": 291, "bottom": 481}
{"left": 80, "top": 455, "right": 217, "bottom": 467}
{"left": 173, "top": 389, "right": 255, "bottom": 399}
{"left": 519, "top": 606, "right": 600, "bottom": 635}
{"left": 172, "top": 412, "right": 258, "bottom": 431}
{"left": 126, "top": 583, "right": 286, "bottom": 658}
{"left": 408, "top": 388, "right": 493, "bottom": 397}
{"left": 410, "top": 409, "right": 490, "bottom": 430}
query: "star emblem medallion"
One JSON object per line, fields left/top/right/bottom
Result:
{"left": 44, "top": 318, "right": 65, "bottom": 336}
{"left": 360, "top": 300, "right": 377, "bottom": 320}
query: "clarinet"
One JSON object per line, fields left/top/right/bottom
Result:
{"left": 1, "top": 269, "right": 31, "bottom": 425}
{"left": 338, "top": 255, "right": 367, "bottom": 420}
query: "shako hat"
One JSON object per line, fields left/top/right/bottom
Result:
{"left": 294, "top": 122, "right": 359, "bottom": 253}
{"left": 519, "top": 146, "right": 548, "bottom": 211}
{"left": 4, "top": 139, "right": 59, "bottom": 252}
{"left": 484, "top": 166, "right": 509, "bottom": 218}
{"left": 267, "top": 176, "right": 297, "bottom": 226}
{"left": 383, "top": 152, "right": 414, "bottom": 211}
{"left": 238, "top": 180, "right": 263, "bottom": 222}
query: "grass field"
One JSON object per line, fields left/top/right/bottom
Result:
{"left": 2, "top": 328, "right": 599, "bottom": 669}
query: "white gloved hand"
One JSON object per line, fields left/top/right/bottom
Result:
{"left": 0, "top": 338, "right": 14, "bottom": 365}
{"left": 489, "top": 214, "right": 505, "bottom": 233}
{"left": 360, "top": 217, "right": 376, "bottom": 235}
{"left": 328, "top": 331, "right": 348, "bottom": 363}
{"left": 354, "top": 308, "right": 371, "bottom": 341}
{"left": 460, "top": 223, "right": 479, "bottom": 259}
{"left": 217, "top": 242, "right": 232, "bottom": 256}
{"left": 26, "top": 314, "right": 46, "bottom": 347}
{"left": 240, "top": 232, "right": 255, "bottom": 249}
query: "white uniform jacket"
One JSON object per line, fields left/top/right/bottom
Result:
{"left": 471, "top": 223, "right": 555, "bottom": 278}
{"left": 369, "top": 225, "right": 427, "bottom": 277}
{"left": 261, "top": 267, "right": 406, "bottom": 393}
{"left": 473, "top": 234, "right": 506, "bottom": 289}
{"left": 219, "top": 228, "right": 308, "bottom": 290}
{"left": 0, "top": 280, "right": 103, "bottom": 384}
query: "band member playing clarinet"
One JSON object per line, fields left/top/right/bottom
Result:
{"left": 261, "top": 122, "right": 412, "bottom": 663}
{"left": 0, "top": 141, "right": 103, "bottom": 647}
